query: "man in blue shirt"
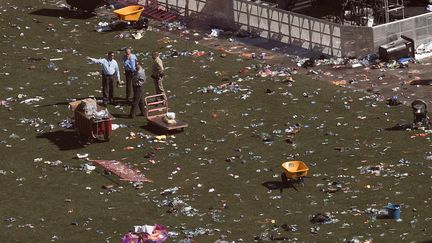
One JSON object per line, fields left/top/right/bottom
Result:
{"left": 123, "top": 47, "right": 137, "bottom": 103}
{"left": 87, "top": 51, "right": 121, "bottom": 105}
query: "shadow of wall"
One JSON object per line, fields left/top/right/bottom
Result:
{"left": 184, "top": 0, "right": 236, "bottom": 29}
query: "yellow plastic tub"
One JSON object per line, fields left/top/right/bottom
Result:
{"left": 281, "top": 161, "right": 309, "bottom": 180}
{"left": 113, "top": 5, "right": 145, "bottom": 21}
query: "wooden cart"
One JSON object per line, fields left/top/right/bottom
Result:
{"left": 70, "top": 99, "right": 114, "bottom": 143}
{"left": 144, "top": 94, "right": 188, "bottom": 131}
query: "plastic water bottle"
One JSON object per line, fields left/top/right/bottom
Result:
{"left": 410, "top": 219, "right": 417, "bottom": 228}
{"left": 47, "top": 62, "right": 58, "bottom": 71}
{"left": 95, "top": 25, "right": 111, "bottom": 32}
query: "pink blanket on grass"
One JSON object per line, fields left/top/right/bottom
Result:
{"left": 89, "top": 160, "right": 153, "bottom": 183}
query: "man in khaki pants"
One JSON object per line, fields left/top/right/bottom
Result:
{"left": 150, "top": 51, "right": 165, "bottom": 94}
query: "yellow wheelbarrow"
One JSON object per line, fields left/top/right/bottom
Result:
{"left": 281, "top": 161, "right": 309, "bottom": 186}
{"left": 113, "top": 5, "right": 145, "bottom": 21}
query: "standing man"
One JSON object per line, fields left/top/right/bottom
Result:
{"left": 129, "top": 61, "right": 146, "bottom": 118}
{"left": 87, "top": 52, "right": 121, "bottom": 105}
{"left": 151, "top": 51, "right": 165, "bottom": 94}
{"left": 123, "top": 47, "right": 137, "bottom": 103}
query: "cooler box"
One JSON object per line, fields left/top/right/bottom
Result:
{"left": 379, "top": 35, "right": 415, "bottom": 62}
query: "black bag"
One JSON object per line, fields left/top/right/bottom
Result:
{"left": 133, "top": 18, "right": 149, "bottom": 30}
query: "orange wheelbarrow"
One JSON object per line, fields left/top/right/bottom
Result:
{"left": 113, "top": 5, "right": 145, "bottom": 21}
{"left": 281, "top": 161, "right": 309, "bottom": 186}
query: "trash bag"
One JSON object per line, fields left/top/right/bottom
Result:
{"left": 77, "top": 99, "right": 97, "bottom": 117}
{"left": 110, "top": 20, "right": 129, "bottom": 31}
{"left": 310, "top": 213, "right": 332, "bottom": 224}
{"left": 133, "top": 17, "right": 149, "bottom": 30}
{"left": 301, "top": 59, "right": 315, "bottom": 68}
{"left": 66, "top": 0, "right": 104, "bottom": 11}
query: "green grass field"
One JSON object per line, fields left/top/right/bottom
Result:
{"left": 1, "top": 0, "right": 432, "bottom": 242}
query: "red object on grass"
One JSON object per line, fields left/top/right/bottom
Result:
{"left": 141, "top": 0, "right": 179, "bottom": 22}
{"left": 89, "top": 160, "right": 153, "bottom": 183}
{"left": 74, "top": 108, "right": 113, "bottom": 142}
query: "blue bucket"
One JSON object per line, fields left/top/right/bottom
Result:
{"left": 386, "top": 203, "right": 401, "bottom": 220}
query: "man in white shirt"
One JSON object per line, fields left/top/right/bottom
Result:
{"left": 87, "top": 51, "right": 121, "bottom": 105}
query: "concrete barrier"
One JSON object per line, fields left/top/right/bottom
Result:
{"left": 372, "top": 12, "right": 432, "bottom": 51}
{"left": 155, "top": 0, "right": 432, "bottom": 57}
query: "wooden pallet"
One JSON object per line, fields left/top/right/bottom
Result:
{"left": 141, "top": 0, "right": 178, "bottom": 22}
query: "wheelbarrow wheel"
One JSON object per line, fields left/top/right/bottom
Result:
{"left": 104, "top": 132, "right": 110, "bottom": 142}
{"left": 281, "top": 173, "right": 288, "bottom": 184}
{"left": 76, "top": 131, "right": 90, "bottom": 146}
{"left": 298, "top": 177, "right": 305, "bottom": 187}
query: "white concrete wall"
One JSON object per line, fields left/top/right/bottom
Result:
{"left": 156, "top": 0, "right": 379, "bottom": 57}
{"left": 372, "top": 12, "right": 432, "bottom": 50}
